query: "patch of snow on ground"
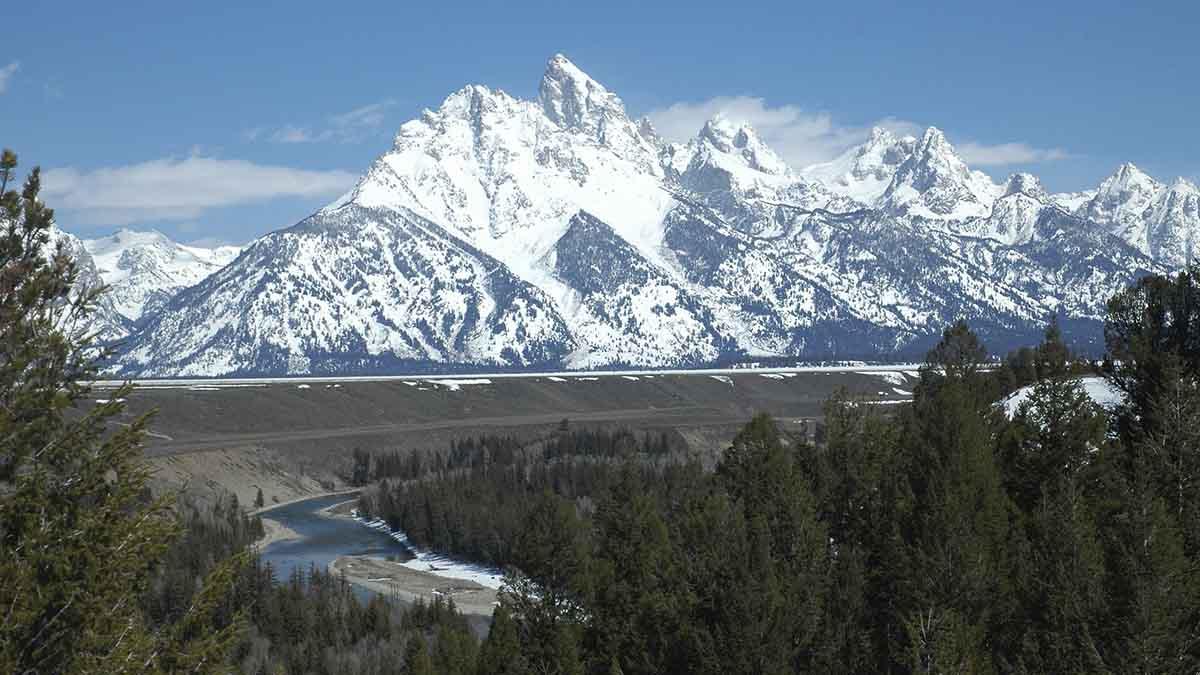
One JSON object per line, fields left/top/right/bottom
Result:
{"left": 864, "top": 371, "right": 908, "bottom": 386}
{"left": 548, "top": 376, "right": 568, "bottom": 382}
{"left": 1002, "top": 376, "right": 1123, "bottom": 418}
{"left": 760, "top": 373, "right": 785, "bottom": 379}
{"left": 424, "top": 378, "right": 493, "bottom": 391}
{"left": 355, "top": 515, "right": 503, "bottom": 589}
{"left": 297, "top": 384, "right": 311, "bottom": 389}
{"left": 710, "top": 375, "right": 733, "bottom": 385}
{"left": 893, "top": 388, "right": 912, "bottom": 396}
{"left": 622, "top": 376, "right": 640, "bottom": 381}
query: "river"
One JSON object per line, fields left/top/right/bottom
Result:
{"left": 257, "top": 493, "right": 413, "bottom": 592}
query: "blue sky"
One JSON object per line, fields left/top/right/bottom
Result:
{"left": 2, "top": 0, "right": 1196, "bottom": 245}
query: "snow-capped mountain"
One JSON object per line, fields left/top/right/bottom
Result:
{"left": 802, "top": 127, "right": 917, "bottom": 205}
{"left": 119, "top": 205, "right": 574, "bottom": 376}
{"left": 110, "top": 54, "right": 1185, "bottom": 376}
{"left": 1076, "top": 165, "right": 1199, "bottom": 268}
{"left": 46, "top": 228, "right": 130, "bottom": 342}
{"left": 83, "top": 229, "right": 241, "bottom": 323}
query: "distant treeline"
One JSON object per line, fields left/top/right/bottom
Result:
{"left": 356, "top": 428, "right": 696, "bottom": 567}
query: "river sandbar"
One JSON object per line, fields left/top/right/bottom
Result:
{"left": 331, "top": 555, "right": 499, "bottom": 617}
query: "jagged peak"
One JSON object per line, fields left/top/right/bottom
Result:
{"left": 916, "top": 126, "right": 955, "bottom": 156}
{"left": 1171, "top": 177, "right": 1200, "bottom": 194}
{"left": 1107, "top": 161, "right": 1154, "bottom": 184}
{"left": 538, "top": 53, "right": 626, "bottom": 131}
{"left": 694, "top": 114, "right": 789, "bottom": 175}
{"left": 1003, "top": 172, "right": 1048, "bottom": 200}
{"left": 1096, "top": 162, "right": 1161, "bottom": 197}
{"left": 435, "top": 83, "right": 511, "bottom": 114}
{"left": 636, "top": 117, "right": 661, "bottom": 144}
{"left": 698, "top": 114, "right": 740, "bottom": 146}
{"left": 862, "top": 126, "right": 898, "bottom": 150}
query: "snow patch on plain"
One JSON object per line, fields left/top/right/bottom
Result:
{"left": 1002, "top": 376, "right": 1123, "bottom": 418}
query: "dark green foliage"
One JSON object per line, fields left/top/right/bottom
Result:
{"left": 1105, "top": 264, "right": 1200, "bottom": 426}
{"left": 0, "top": 149, "right": 242, "bottom": 673}
{"left": 357, "top": 428, "right": 694, "bottom": 567}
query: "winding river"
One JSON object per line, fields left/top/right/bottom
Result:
{"left": 257, "top": 493, "right": 412, "bottom": 591}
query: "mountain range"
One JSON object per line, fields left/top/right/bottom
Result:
{"left": 56, "top": 54, "right": 1198, "bottom": 376}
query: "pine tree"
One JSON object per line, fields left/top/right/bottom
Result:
{"left": 714, "top": 414, "right": 828, "bottom": 673}
{"left": 807, "top": 391, "right": 907, "bottom": 672}
{"left": 405, "top": 636, "right": 434, "bottom": 675}
{"left": 1001, "top": 378, "right": 1109, "bottom": 671}
{"left": 0, "top": 149, "right": 241, "bottom": 673}
{"left": 588, "top": 471, "right": 680, "bottom": 675}
{"left": 255, "top": 486, "right": 265, "bottom": 509}
{"left": 476, "top": 604, "right": 527, "bottom": 675}
{"left": 902, "top": 322, "right": 1012, "bottom": 672}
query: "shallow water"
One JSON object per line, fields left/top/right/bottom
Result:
{"left": 257, "top": 493, "right": 413, "bottom": 590}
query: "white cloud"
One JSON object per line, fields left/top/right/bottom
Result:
{"left": 41, "top": 156, "right": 357, "bottom": 225}
{"left": 957, "top": 142, "right": 1069, "bottom": 166}
{"left": 646, "top": 95, "right": 1068, "bottom": 169}
{"left": 256, "top": 99, "right": 399, "bottom": 144}
{"left": 0, "top": 62, "right": 19, "bottom": 94}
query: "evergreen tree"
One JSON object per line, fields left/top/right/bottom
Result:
{"left": 807, "top": 391, "right": 908, "bottom": 672}
{"left": 476, "top": 604, "right": 527, "bottom": 675}
{"left": 404, "top": 636, "right": 434, "bottom": 675}
{"left": 1036, "top": 314, "right": 1071, "bottom": 379}
{"left": 1104, "top": 264, "right": 1200, "bottom": 431}
{"left": 715, "top": 414, "right": 828, "bottom": 673}
{"left": 1001, "top": 379, "right": 1109, "bottom": 671}
{"left": 902, "top": 322, "right": 1013, "bottom": 673}
{"left": 588, "top": 471, "right": 681, "bottom": 674}
{"left": 0, "top": 149, "right": 241, "bottom": 672}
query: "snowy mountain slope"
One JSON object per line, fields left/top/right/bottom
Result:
{"left": 338, "top": 59, "right": 673, "bottom": 289}
{"left": 547, "top": 211, "right": 728, "bottom": 367}
{"left": 114, "top": 204, "right": 574, "bottom": 376}
{"left": 801, "top": 127, "right": 917, "bottom": 205}
{"left": 878, "top": 127, "right": 1004, "bottom": 221}
{"left": 111, "top": 54, "right": 1186, "bottom": 376}
{"left": 46, "top": 227, "right": 131, "bottom": 342}
{"left": 84, "top": 229, "right": 240, "bottom": 323}
{"left": 1076, "top": 165, "right": 1199, "bottom": 267}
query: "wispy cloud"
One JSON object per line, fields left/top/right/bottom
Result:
{"left": 647, "top": 96, "right": 919, "bottom": 168}
{"left": 41, "top": 156, "right": 357, "bottom": 225}
{"left": 0, "top": 61, "right": 20, "bottom": 94}
{"left": 251, "top": 99, "right": 399, "bottom": 144}
{"left": 957, "top": 142, "right": 1069, "bottom": 166}
{"left": 646, "top": 95, "right": 1069, "bottom": 170}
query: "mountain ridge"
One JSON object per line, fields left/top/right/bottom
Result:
{"left": 99, "top": 54, "right": 1185, "bottom": 376}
